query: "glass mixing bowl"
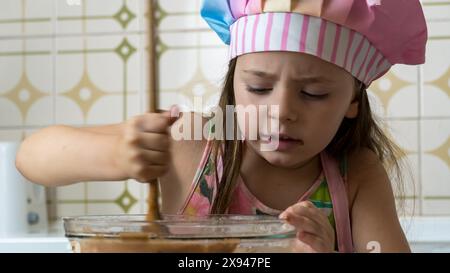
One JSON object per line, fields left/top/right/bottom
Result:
{"left": 63, "top": 214, "right": 297, "bottom": 253}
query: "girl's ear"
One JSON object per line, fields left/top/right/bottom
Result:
{"left": 345, "top": 100, "right": 359, "bottom": 119}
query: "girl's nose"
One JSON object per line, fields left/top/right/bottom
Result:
{"left": 270, "top": 87, "right": 298, "bottom": 123}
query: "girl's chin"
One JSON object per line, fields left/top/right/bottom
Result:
{"left": 261, "top": 153, "right": 306, "bottom": 168}
{"left": 246, "top": 140, "right": 312, "bottom": 168}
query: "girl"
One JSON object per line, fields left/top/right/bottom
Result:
{"left": 16, "top": 0, "right": 427, "bottom": 253}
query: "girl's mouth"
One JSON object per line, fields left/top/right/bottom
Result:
{"left": 260, "top": 134, "right": 304, "bottom": 151}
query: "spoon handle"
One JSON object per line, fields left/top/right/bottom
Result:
{"left": 146, "top": 0, "right": 162, "bottom": 221}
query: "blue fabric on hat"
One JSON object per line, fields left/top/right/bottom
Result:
{"left": 200, "top": 0, "right": 235, "bottom": 45}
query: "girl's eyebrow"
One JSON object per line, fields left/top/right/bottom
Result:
{"left": 242, "top": 69, "right": 333, "bottom": 84}
{"left": 243, "top": 70, "right": 278, "bottom": 80}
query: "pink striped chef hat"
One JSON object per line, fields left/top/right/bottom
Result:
{"left": 201, "top": 0, "right": 427, "bottom": 87}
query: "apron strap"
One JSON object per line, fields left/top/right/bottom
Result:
{"left": 320, "top": 151, "right": 354, "bottom": 253}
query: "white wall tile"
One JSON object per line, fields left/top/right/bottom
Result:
{"left": 56, "top": 0, "right": 139, "bottom": 34}
{"left": 54, "top": 95, "right": 84, "bottom": 124}
{"left": 422, "top": 200, "right": 450, "bottom": 216}
{"left": 0, "top": 98, "right": 23, "bottom": 126}
{"left": 421, "top": 153, "right": 450, "bottom": 197}
{"left": 86, "top": 203, "right": 123, "bottom": 215}
{"left": 25, "top": 0, "right": 54, "bottom": 36}
{"left": 422, "top": 39, "right": 450, "bottom": 117}
{"left": 387, "top": 120, "right": 419, "bottom": 153}
{"left": 55, "top": 203, "right": 85, "bottom": 217}
{"left": 0, "top": 0, "right": 24, "bottom": 37}
{"left": 86, "top": 181, "right": 124, "bottom": 200}
{"left": 56, "top": 183, "right": 85, "bottom": 200}
{"left": 159, "top": 49, "right": 198, "bottom": 89}
{"left": 0, "top": 129, "right": 23, "bottom": 141}
{"left": 421, "top": 119, "right": 450, "bottom": 151}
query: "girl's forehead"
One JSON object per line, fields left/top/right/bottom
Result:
{"left": 236, "top": 52, "right": 351, "bottom": 81}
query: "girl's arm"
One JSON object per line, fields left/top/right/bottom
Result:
{"left": 16, "top": 124, "right": 128, "bottom": 187}
{"left": 16, "top": 110, "right": 209, "bottom": 215}
{"left": 349, "top": 149, "right": 411, "bottom": 253}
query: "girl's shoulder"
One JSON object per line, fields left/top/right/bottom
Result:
{"left": 159, "top": 111, "right": 211, "bottom": 214}
{"left": 169, "top": 111, "right": 212, "bottom": 168}
{"left": 347, "top": 147, "right": 383, "bottom": 180}
{"left": 345, "top": 147, "right": 385, "bottom": 211}
{"left": 344, "top": 149, "right": 409, "bottom": 252}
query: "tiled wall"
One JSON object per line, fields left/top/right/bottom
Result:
{"left": 370, "top": 0, "right": 450, "bottom": 216}
{"left": 0, "top": 0, "right": 448, "bottom": 220}
{"left": 0, "top": 0, "right": 148, "bottom": 219}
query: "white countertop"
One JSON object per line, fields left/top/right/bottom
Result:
{"left": 1, "top": 217, "right": 449, "bottom": 253}
{"left": 0, "top": 220, "right": 71, "bottom": 253}
{"left": 0, "top": 237, "right": 71, "bottom": 253}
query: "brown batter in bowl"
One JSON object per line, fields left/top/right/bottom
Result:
{"left": 63, "top": 215, "right": 296, "bottom": 253}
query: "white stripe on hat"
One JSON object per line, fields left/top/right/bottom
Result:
{"left": 358, "top": 46, "right": 376, "bottom": 80}
{"left": 352, "top": 39, "right": 370, "bottom": 77}
{"left": 286, "top": 13, "right": 303, "bottom": 52}
{"left": 335, "top": 26, "right": 350, "bottom": 68}
{"left": 363, "top": 51, "right": 383, "bottom": 82}
{"left": 269, "top": 13, "right": 285, "bottom": 51}
{"left": 236, "top": 17, "right": 245, "bottom": 55}
{"left": 254, "top": 13, "right": 268, "bottom": 52}
{"left": 304, "top": 16, "right": 321, "bottom": 56}
{"left": 346, "top": 33, "right": 363, "bottom": 73}
{"left": 244, "top": 15, "right": 255, "bottom": 53}
{"left": 322, "top": 22, "right": 337, "bottom": 62}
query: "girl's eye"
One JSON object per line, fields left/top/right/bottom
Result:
{"left": 246, "top": 86, "right": 272, "bottom": 94}
{"left": 246, "top": 86, "right": 329, "bottom": 99}
{"left": 301, "top": 91, "right": 329, "bottom": 100}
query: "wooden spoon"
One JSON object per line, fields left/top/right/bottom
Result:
{"left": 146, "top": 0, "right": 162, "bottom": 223}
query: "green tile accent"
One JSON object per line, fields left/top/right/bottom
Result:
{"left": 115, "top": 38, "right": 137, "bottom": 62}
{"left": 156, "top": 37, "right": 168, "bottom": 59}
{"left": 0, "top": 18, "right": 50, "bottom": 24}
{"left": 113, "top": 3, "right": 136, "bottom": 29}
{"left": 0, "top": 51, "right": 51, "bottom": 57}
{"left": 429, "top": 36, "right": 450, "bottom": 40}
{"left": 155, "top": 1, "right": 168, "bottom": 26}
{"left": 422, "top": 1, "right": 450, "bottom": 6}
{"left": 57, "top": 15, "right": 111, "bottom": 21}
{"left": 57, "top": 48, "right": 111, "bottom": 55}
{"left": 114, "top": 188, "right": 138, "bottom": 213}
{"left": 424, "top": 196, "right": 450, "bottom": 200}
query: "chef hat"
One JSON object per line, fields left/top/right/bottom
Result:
{"left": 201, "top": 0, "right": 427, "bottom": 86}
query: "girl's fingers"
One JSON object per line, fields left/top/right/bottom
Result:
{"left": 299, "top": 201, "right": 330, "bottom": 223}
{"left": 281, "top": 202, "right": 328, "bottom": 233}
{"left": 291, "top": 237, "right": 316, "bottom": 253}
{"left": 296, "top": 231, "right": 330, "bottom": 253}
{"left": 134, "top": 132, "right": 171, "bottom": 152}
{"left": 280, "top": 201, "right": 335, "bottom": 247}
{"left": 283, "top": 214, "right": 323, "bottom": 237}
{"left": 132, "top": 113, "right": 172, "bottom": 134}
{"left": 129, "top": 149, "right": 170, "bottom": 166}
{"left": 132, "top": 165, "right": 169, "bottom": 183}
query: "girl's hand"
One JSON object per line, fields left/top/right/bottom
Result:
{"left": 114, "top": 105, "right": 180, "bottom": 183}
{"left": 279, "top": 201, "right": 336, "bottom": 253}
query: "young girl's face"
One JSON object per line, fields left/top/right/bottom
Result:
{"left": 233, "top": 52, "right": 358, "bottom": 168}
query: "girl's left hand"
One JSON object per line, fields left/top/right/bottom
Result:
{"left": 279, "top": 201, "right": 335, "bottom": 253}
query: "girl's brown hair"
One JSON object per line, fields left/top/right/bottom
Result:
{"left": 210, "top": 58, "right": 411, "bottom": 214}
